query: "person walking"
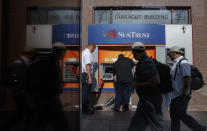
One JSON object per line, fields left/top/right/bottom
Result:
{"left": 169, "top": 46, "right": 206, "bottom": 131}
{"left": 27, "top": 42, "right": 69, "bottom": 131}
{"left": 128, "top": 42, "right": 166, "bottom": 131}
{"left": 6, "top": 47, "right": 36, "bottom": 131}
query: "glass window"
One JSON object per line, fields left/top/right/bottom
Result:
{"left": 112, "top": 10, "right": 171, "bottom": 24}
{"left": 48, "top": 10, "right": 80, "bottom": 24}
{"left": 95, "top": 10, "right": 110, "bottom": 24}
{"left": 28, "top": 8, "right": 80, "bottom": 24}
{"left": 30, "top": 8, "right": 47, "bottom": 24}
{"left": 172, "top": 10, "right": 189, "bottom": 24}
{"left": 94, "top": 7, "right": 191, "bottom": 24}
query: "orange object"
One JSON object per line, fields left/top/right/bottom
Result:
{"left": 62, "top": 48, "right": 80, "bottom": 90}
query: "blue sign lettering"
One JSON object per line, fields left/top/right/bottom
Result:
{"left": 52, "top": 24, "right": 80, "bottom": 45}
{"left": 88, "top": 24, "right": 165, "bottom": 45}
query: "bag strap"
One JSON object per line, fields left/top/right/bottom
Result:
{"left": 173, "top": 58, "right": 186, "bottom": 80}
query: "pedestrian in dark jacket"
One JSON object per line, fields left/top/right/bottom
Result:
{"left": 27, "top": 42, "right": 69, "bottom": 131}
{"left": 128, "top": 42, "right": 166, "bottom": 131}
{"left": 5, "top": 47, "right": 36, "bottom": 131}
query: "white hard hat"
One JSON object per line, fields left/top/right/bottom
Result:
{"left": 52, "top": 42, "right": 66, "bottom": 50}
{"left": 169, "top": 46, "right": 183, "bottom": 54}
{"left": 131, "top": 42, "right": 145, "bottom": 51}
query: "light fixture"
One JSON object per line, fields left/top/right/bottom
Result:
{"left": 182, "top": 25, "right": 186, "bottom": 33}
{"left": 32, "top": 26, "right": 36, "bottom": 34}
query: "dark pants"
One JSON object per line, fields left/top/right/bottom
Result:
{"left": 128, "top": 100, "right": 166, "bottom": 131}
{"left": 3, "top": 88, "right": 32, "bottom": 131}
{"left": 114, "top": 83, "right": 132, "bottom": 110}
{"left": 170, "top": 96, "right": 203, "bottom": 131}
{"left": 81, "top": 73, "right": 92, "bottom": 112}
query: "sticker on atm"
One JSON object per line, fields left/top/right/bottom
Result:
{"left": 64, "top": 58, "right": 79, "bottom": 62}
{"left": 105, "top": 58, "right": 117, "bottom": 62}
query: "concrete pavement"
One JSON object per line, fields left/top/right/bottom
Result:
{"left": 82, "top": 110, "right": 207, "bottom": 131}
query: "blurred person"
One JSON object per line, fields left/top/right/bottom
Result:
{"left": 27, "top": 42, "right": 69, "bottom": 131}
{"left": 113, "top": 54, "right": 135, "bottom": 112}
{"left": 5, "top": 47, "right": 36, "bottom": 131}
{"left": 128, "top": 42, "right": 166, "bottom": 131}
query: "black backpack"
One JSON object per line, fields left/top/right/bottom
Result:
{"left": 174, "top": 58, "right": 205, "bottom": 90}
{"left": 153, "top": 59, "right": 173, "bottom": 94}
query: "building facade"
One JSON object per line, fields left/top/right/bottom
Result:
{"left": 81, "top": 0, "right": 207, "bottom": 106}
{"left": 1, "top": 0, "right": 207, "bottom": 107}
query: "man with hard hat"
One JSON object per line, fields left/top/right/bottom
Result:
{"left": 26, "top": 42, "right": 69, "bottom": 131}
{"left": 168, "top": 46, "right": 206, "bottom": 131}
{"left": 128, "top": 42, "right": 165, "bottom": 131}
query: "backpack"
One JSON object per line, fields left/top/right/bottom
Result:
{"left": 153, "top": 59, "right": 173, "bottom": 94}
{"left": 174, "top": 58, "right": 205, "bottom": 90}
{"left": 8, "top": 57, "right": 29, "bottom": 90}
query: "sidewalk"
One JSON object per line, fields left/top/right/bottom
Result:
{"left": 83, "top": 86, "right": 207, "bottom": 131}
{"left": 82, "top": 110, "right": 207, "bottom": 131}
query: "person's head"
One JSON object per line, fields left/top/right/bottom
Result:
{"left": 23, "top": 47, "right": 36, "bottom": 60}
{"left": 131, "top": 42, "right": 145, "bottom": 61}
{"left": 52, "top": 42, "right": 66, "bottom": 59}
{"left": 118, "top": 54, "right": 125, "bottom": 59}
{"left": 168, "top": 46, "right": 183, "bottom": 61}
{"left": 87, "top": 43, "right": 96, "bottom": 53}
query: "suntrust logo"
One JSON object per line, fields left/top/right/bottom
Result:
{"left": 118, "top": 32, "right": 150, "bottom": 38}
{"left": 104, "top": 30, "right": 117, "bottom": 38}
{"left": 104, "top": 30, "right": 150, "bottom": 39}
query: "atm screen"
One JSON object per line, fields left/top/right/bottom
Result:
{"left": 102, "top": 64, "right": 114, "bottom": 80}
{"left": 105, "top": 67, "right": 113, "bottom": 74}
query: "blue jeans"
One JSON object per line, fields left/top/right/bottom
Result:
{"left": 114, "top": 83, "right": 132, "bottom": 110}
{"left": 128, "top": 100, "right": 166, "bottom": 131}
{"left": 170, "top": 96, "right": 203, "bottom": 131}
{"left": 81, "top": 73, "right": 92, "bottom": 112}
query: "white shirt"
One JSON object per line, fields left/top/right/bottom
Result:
{"left": 82, "top": 48, "right": 93, "bottom": 73}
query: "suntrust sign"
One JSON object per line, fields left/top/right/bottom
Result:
{"left": 88, "top": 24, "right": 165, "bottom": 45}
{"left": 52, "top": 24, "right": 80, "bottom": 45}
{"left": 118, "top": 32, "right": 150, "bottom": 38}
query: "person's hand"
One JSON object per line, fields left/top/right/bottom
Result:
{"left": 88, "top": 77, "right": 92, "bottom": 85}
{"left": 182, "top": 90, "right": 189, "bottom": 100}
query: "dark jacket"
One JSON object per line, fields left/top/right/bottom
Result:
{"left": 27, "top": 54, "right": 60, "bottom": 97}
{"left": 8, "top": 56, "right": 32, "bottom": 90}
{"left": 113, "top": 56, "right": 135, "bottom": 84}
{"left": 135, "top": 54, "right": 162, "bottom": 113}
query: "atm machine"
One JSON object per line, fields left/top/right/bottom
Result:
{"left": 100, "top": 63, "right": 114, "bottom": 81}
{"left": 26, "top": 24, "right": 80, "bottom": 91}
{"left": 92, "top": 46, "right": 156, "bottom": 92}
{"left": 62, "top": 47, "right": 80, "bottom": 91}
